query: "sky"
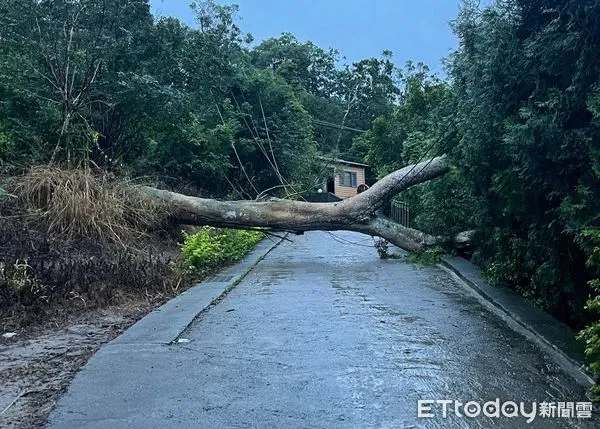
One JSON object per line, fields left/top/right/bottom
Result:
{"left": 149, "top": 0, "right": 466, "bottom": 75}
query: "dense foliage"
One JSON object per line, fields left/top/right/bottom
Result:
{"left": 578, "top": 228, "right": 600, "bottom": 397}
{"left": 0, "top": 0, "right": 398, "bottom": 198}
{"left": 360, "top": 0, "right": 600, "bottom": 325}
{"left": 353, "top": 63, "right": 476, "bottom": 235}
{"left": 448, "top": 0, "right": 600, "bottom": 330}
{"left": 179, "top": 227, "right": 263, "bottom": 275}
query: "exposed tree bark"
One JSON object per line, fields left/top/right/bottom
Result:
{"left": 142, "top": 156, "right": 469, "bottom": 252}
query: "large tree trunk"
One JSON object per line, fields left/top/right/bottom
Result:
{"left": 142, "top": 156, "right": 468, "bottom": 252}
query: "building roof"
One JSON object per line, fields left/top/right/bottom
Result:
{"left": 318, "top": 156, "right": 369, "bottom": 168}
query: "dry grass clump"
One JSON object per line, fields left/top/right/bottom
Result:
{"left": 14, "top": 165, "right": 170, "bottom": 244}
{"left": 0, "top": 189, "right": 185, "bottom": 330}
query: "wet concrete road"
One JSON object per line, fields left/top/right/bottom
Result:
{"left": 48, "top": 232, "right": 596, "bottom": 428}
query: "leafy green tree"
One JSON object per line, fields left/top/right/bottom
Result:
{"left": 0, "top": 0, "right": 155, "bottom": 165}
{"left": 353, "top": 64, "right": 473, "bottom": 234}
{"left": 578, "top": 228, "right": 600, "bottom": 399}
{"left": 450, "top": 0, "right": 600, "bottom": 326}
{"left": 251, "top": 33, "right": 338, "bottom": 98}
{"left": 250, "top": 34, "right": 351, "bottom": 158}
{"left": 333, "top": 52, "right": 400, "bottom": 159}
{"left": 226, "top": 69, "right": 319, "bottom": 196}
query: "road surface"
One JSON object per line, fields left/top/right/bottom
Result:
{"left": 48, "top": 232, "right": 596, "bottom": 428}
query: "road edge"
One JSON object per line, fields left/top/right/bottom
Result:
{"left": 438, "top": 256, "right": 596, "bottom": 390}
{"left": 110, "top": 234, "right": 286, "bottom": 346}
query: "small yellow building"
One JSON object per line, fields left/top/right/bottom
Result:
{"left": 320, "top": 158, "right": 368, "bottom": 199}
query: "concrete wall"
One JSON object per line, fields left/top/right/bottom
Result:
{"left": 334, "top": 165, "right": 366, "bottom": 199}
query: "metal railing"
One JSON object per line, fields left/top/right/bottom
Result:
{"left": 390, "top": 200, "right": 410, "bottom": 228}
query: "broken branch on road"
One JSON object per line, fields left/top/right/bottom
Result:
{"left": 141, "top": 156, "right": 472, "bottom": 252}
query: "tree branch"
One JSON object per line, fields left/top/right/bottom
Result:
{"left": 141, "top": 156, "right": 456, "bottom": 252}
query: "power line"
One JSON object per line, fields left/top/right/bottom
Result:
{"left": 327, "top": 232, "right": 378, "bottom": 248}
{"left": 311, "top": 118, "right": 367, "bottom": 133}
{"left": 348, "top": 119, "right": 457, "bottom": 227}
{"left": 384, "top": 120, "right": 456, "bottom": 200}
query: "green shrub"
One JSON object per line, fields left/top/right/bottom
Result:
{"left": 408, "top": 247, "right": 445, "bottom": 265}
{"left": 578, "top": 228, "right": 600, "bottom": 399}
{"left": 179, "top": 227, "right": 263, "bottom": 276}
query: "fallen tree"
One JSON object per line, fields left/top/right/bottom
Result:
{"left": 142, "top": 156, "right": 471, "bottom": 252}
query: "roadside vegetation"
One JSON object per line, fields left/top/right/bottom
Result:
{"left": 0, "top": 165, "right": 264, "bottom": 330}
{"left": 179, "top": 227, "right": 264, "bottom": 276}
{"left": 1, "top": 0, "right": 600, "bottom": 394}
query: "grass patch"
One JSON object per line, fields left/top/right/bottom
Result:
{"left": 177, "top": 227, "right": 264, "bottom": 276}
